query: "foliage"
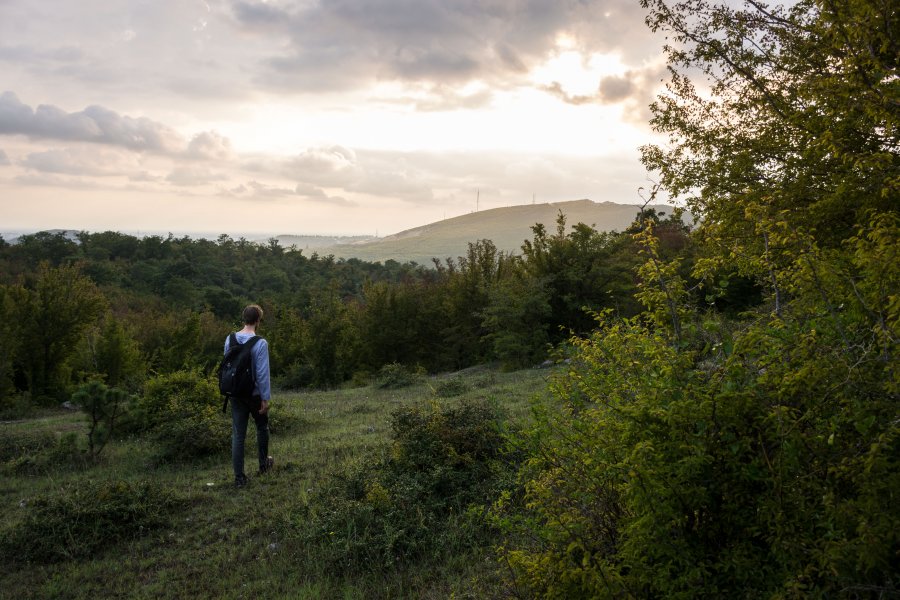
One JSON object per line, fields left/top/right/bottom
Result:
{"left": 640, "top": 0, "right": 898, "bottom": 254}
{"left": 293, "top": 400, "right": 517, "bottom": 576}
{"left": 481, "top": 273, "right": 553, "bottom": 369}
{"left": 1, "top": 479, "right": 180, "bottom": 564}
{"left": 300, "top": 291, "right": 360, "bottom": 388}
{"left": 496, "top": 0, "right": 900, "bottom": 593}
{"left": 123, "top": 369, "right": 227, "bottom": 461}
{"left": 497, "top": 299, "right": 898, "bottom": 597}
{"left": 14, "top": 262, "right": 106, "bottom": 402}
{"left": 433, "top": 377, "right": 470, "bottom": 398}
{"left": 373, "top": 362, "right": 421, "bottom": 389}
{"left": 86, "top": 315, "right": 146, "bottom": 391}
{"left": 72, "top": 380, "right": 129, "bottom": 458}
{"left": 0, "top": 286, "right": 20, "bottom": 410}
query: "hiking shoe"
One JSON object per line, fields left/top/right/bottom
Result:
{"left": 234, "top": 474, "right": 250, "bottom": 488}
{"left": 258, "top": 456, "right": 274, "bottom": 476}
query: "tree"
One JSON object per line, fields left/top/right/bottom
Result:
{"left": 72, "top": 380, "right": 128, "bottom": 458}
{"left": 19, "top": 262, "right": 106, "bottom": 402}
{"left": 640, "top": 0, "right": 898, "bottom": 278}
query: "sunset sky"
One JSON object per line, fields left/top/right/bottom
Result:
{"left": 0, "top": 0, "right": 671, "bottom": 238}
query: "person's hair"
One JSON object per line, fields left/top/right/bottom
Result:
{"left": 242, "top": 304, "right": 263, "bottom": 325}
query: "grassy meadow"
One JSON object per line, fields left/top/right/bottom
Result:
{"left": 0, "top": 367, "right": 551, "bottom": 599}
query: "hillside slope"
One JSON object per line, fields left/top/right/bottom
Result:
{"left": 305, "top": 200, "right": 676, "bottom": 265}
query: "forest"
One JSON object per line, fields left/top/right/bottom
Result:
{"left": 0, "top": 206, "right": 693, "bottom": 404}
{"left": 1, "top": 0, "right": 897, "bottom": 597}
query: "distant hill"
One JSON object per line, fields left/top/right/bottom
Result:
{"left": 310, "top": 200, "right": 680, "bottom": 265}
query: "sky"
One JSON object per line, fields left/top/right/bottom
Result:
{"left": 0, "top": 0, "right": 671, "bottom": 238}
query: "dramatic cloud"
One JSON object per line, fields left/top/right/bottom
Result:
{"left": 0, "top": 0, "right": 670, "bottom": 235}
{"left": 236, "top": 0, "right": 655, "bottom": 95}
{"left": 0, "top": 92, "right": 184, "bottom": 153}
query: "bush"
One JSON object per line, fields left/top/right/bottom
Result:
{"left": 374, "top": 362, "right": 420, "bottom": 389}
{"left": 293, "top": 400, "right": 518, "bottom": 575}
{"left": 495, "top": 311, "right": 900, "bottom": 598}
{"left": 120, "top": 370, "right": 228, "bottom": 462}
{"left": 433, "top": 377, "right": 469, "bottom": 397}
{"left": 1, "top": 479, "right": 180, "bottom": 563}
{"left": 125, "top": 369, "right": 220, "bottom": 433}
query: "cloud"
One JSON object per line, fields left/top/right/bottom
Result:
{"left": 225, "top": 180, "right": 295, "bottom": 198}
{"left": 599, "top": 74, "right": 635, "bottom": 102}
{"left": 538, "top": 63, "right": 669, "bottom": 121}
{"left": 0, "top": 149, "right": 9, "bottom": 166}
{"left": 283, "top": 146, "right": 359, "bottom": 186}
{"left": 0, "top": 91, "right": 184, "bottom": 153}
{"left": 232, "top": 1, "right": 292, "bottom": 27}
{"left": 186, "top": 131, "right": 233, "bottom": 160}
{"left": 540, "top": 81, "right": 599, "bottom": 106}
{"left": 236, "top": 0, "right": 658, "bottom": 93}
{"left": 223, "top": 179, "right": 357, "bottom": 207}
{"left": 294, "top": 182, "right": 356, "bottom": 207}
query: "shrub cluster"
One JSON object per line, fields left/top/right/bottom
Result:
{"left": 293, "top": 400, "right": 518, "bottom": 575}
{"left": 373, "top": 362, "right": 421, "bottom": 389}
{"left": 495, "top": 309, "right": 900, "bottom": 598}
{"left": 1, "top": 479, "right": 180, "bottom": 563}
{"left": 432, "top": 376, "right": 469, "bottom": 397}
{"left": 122, "top": 370, "right": 228, "bottom": 462}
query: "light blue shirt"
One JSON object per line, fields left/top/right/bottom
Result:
{"left": 224, "top": 332, "right": 272, "bottom": 401}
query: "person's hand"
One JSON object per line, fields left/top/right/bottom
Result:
{"left": 259, "top": 400, "right": 270, "bottom": 415}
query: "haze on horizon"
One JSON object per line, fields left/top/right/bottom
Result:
{"left": 0, "top": 0, "right": 671, "bottom": 238}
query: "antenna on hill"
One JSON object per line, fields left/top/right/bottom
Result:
{"left": 532, "top": 193, "right": 535, "bottom": 205}
{"left": 476, "top": 188, "right": 480, "bottom": 212}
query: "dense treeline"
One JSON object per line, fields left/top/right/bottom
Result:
{"left": 0, "top": 208, "right": 697, "bottom": 407}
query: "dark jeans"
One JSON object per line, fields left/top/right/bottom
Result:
{"left": 231, "top": 396, "right": 269, "bottom": 478}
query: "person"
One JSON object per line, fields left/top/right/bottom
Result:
{"left": 225, "top": 304, "right": 273, "bottom": 487}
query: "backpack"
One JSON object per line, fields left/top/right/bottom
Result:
{"left": 218, "top": 333, "right": 261, "bottom": 411}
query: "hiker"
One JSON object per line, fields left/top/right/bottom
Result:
{"left": 224, "top": 304, "right": 273, "bottom": 487}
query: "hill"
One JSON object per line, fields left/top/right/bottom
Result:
{"left": 302, "top": 200, "right": 678, "bottom": 265}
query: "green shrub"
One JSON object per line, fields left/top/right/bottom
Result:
{"left": 1, "top": 479, "right": 180, "bottom": 563}
{"left": 153, "top": 411, "right": 230, "bottom": 463}
{"left": 433, "top": 377, "right": 469, "bottom": 397}
{"left": 293, "top": 400, "right": 518, "bottom": 575}
{"left": 120, "top": 370, "right": 228, "bottom": 462}
{"left": 125, "top": 369, "right": 220, "bottom": 433}
{"left": 374, "top": 362, "right": 420, "bottom": 389}
{"left": 495, "top": 310, "right": 900, "bottom": 598}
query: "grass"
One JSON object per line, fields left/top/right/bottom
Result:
{"left": 0, "top": 367, "right": 553, "bottom": 599}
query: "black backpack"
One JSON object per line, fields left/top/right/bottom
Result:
{"left": 218, "top": 333, "right": 261, "bottom": 411}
